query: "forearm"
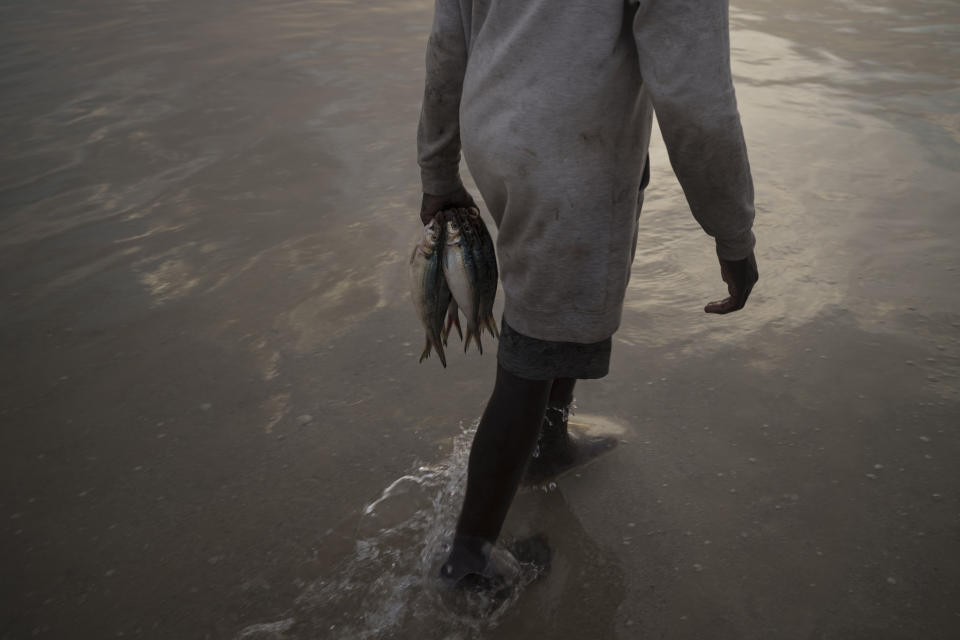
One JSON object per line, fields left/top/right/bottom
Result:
{"left": 417, "top": 0, "right": 467, "bottom": 195}
{"left": 658, "top": 104, "right": 756, "bottom": 260}
{"left": 634, "top": 0, "right": 756, "bottom": 259}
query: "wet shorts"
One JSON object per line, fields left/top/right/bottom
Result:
{"left": 496, "top": 315, "right": 611, "bottom": 381}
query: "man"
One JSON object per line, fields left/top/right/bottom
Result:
{"left": 418, "top": 0, "right": 759, "bottom": 588}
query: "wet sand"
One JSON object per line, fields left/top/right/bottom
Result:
{"left": 1, "top": 0, "right": 958, "bottom": 638}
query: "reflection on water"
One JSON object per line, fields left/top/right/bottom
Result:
{"left": 626, "top": 0, "right": 960, "bottom": 356}
{"left": 1, "top": 0, "right": 958, "bottom": 638}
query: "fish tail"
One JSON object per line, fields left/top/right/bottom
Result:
{"left": 485, "top": 314, "right": 500, "bottom": 338}
{"left": 449, "top": 312, "right": 463, "bottom": 343}
{"left": 433, "top": 333, "right": 448, "bottom": 368}
{"left": 442, "top": 304, "right": 462, "bottom": 345}
{"left": 463, "top": 326, "right": 476, "bottom": 354}
{"left": 419, "top": 335, "right": 432, "bottom": 363}
{"left": 465, "top": 326, "right": 483, "bottom": 355}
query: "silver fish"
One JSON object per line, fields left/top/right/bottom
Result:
{"left": 464, "top": 207, "right": 499, "bottom": 338}
{"left": 410, "top": 220, "right": 451, "bottom": 367}
{"left": 442, "top": 207, "right": 499, "bottom": 353}
{"left": 442, "top": 214, "right": 483, "bottom": 353}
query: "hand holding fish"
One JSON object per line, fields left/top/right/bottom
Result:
{"left": 420, "top": 185, "right": 477, "bottom": 224}
{"left": 411, "top": 207, "right": 499, "bottom": 367}
{"left": 704, "top": 252, "right": 759, "bottom": 314}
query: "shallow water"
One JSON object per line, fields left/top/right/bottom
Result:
{"left": 1, "top": 1, "right": 958, "bottom": 638}
{"left": 236, "top": 422, "right": 546, "bottom": 640}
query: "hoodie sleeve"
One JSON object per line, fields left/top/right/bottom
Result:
{"left": 633, "top": 0, "right": 756, "bottom": 260}
{"left": 417, "top": 0, "right": 468, "bottom": 196}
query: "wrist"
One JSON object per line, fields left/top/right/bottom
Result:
{"left": 421, "top": 167, "right": 463, "bottom": 197}
{"left": 715, "top": 230, "right": 755, "bottom": 262}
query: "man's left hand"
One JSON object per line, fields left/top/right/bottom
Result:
{"left": 420, "top": 185, "right": 477, "bottom": 225}
{"left": 704, "top": 251, "right": 759, "bottom": 314}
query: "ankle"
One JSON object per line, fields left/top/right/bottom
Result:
{"left": 441, "top": 535, "right": 492, "bottom": 582}
{"left": 545, "top": 397, "right": 575, "bottom": 424}
{"left": 452, "top": 534, "right": 489, "bottom": 558}
{"left": 532, "top": 399, "right": 575, "bottom": 461}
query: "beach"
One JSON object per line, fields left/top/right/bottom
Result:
{"left": 1, "top": 0, "right": 958, "bottom": 637}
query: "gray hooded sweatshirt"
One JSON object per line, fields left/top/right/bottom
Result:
{"left": 418, "top": 0, "right": 756, "bottom": 343}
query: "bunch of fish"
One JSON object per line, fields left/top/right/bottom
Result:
{"left": 409, "top": 206, "right": 499, "bottom": 367}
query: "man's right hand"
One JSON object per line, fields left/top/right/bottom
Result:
{"left": 420, "top": 185, "right": 477, "bottom": 225}
{"left": 704, "top": 251, "right": 759, "bottom": 314}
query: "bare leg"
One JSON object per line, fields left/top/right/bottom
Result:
{"left": 525, "top": 377, "right": 618, "bottom": 485}
{"left": 548, "top": 377, "right": 576, "bottom": 409}
{"left": 441, "top": 364, "right": 552, "bottom": 583}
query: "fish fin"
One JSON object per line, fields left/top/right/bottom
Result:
{"left": 463, "top": 326, "right": 475, "bottom": 354}
{"left": 422, "top": 332, "right": 447, "bottom": 367}
{"left": 442, "top": 302, "right": 462, "bottom": 345}
{"left": 440, "top": 303, "right": 449, "bottom": 345}
{"left": 450, "top": 311, "right": 463, "bottom": 343}
{"left": 477, "top": 332, "right": 483, "bottom": 354}
{"left": 485, "top": 314, "right": 500, "bottom": 339}
{"left": 433, "top": 334, "right": 448, "bottom": 368}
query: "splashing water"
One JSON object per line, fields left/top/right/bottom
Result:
{"left": 236, "top": 421, "right": 542, "bottom": 640}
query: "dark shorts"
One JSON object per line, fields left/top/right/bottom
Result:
{"left": 496, "top": 315, "right": 611, "bottom": 381}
